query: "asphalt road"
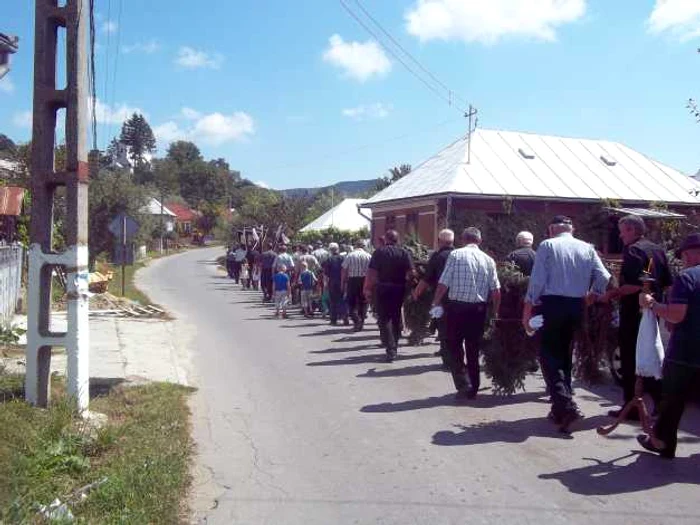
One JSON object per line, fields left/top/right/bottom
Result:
{"left": 138, "top": 247, "right": 700, "bottom": 525}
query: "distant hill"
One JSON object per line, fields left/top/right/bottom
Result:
{"left": 280, "top": 179, "right": 379, "bottom": 198}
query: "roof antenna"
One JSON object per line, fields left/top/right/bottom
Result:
{"left": 465, "top": 104, "right": 478, "bottom": 164}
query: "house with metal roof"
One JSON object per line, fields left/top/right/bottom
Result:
{"left": 363, "top": 129, "right": 700, "bottom": 251}
{"left": 300, "top": 198, "right": 371, "bottom": 233}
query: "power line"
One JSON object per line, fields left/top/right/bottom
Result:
{"left": 107, "top": 0, "right": 123, "bottom": 147}
{"left": 337, "top": 0, "right": 464, "bottom": 114}
{"left": 88, "top": 0, "right": 98, "bottom": 151}
{"left": 101, "top": 0, "right": 112, "bottom": 148}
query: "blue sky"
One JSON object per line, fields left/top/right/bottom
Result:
{"left": 2, "top": 0, "right": 700, "bottom": 189}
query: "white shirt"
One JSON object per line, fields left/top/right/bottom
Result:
{"left": 439, "top": 244, "right": 500, "bottom": 303}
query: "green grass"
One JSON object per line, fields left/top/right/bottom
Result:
{"left": 0, "top": 378, "right": 195, "bottom": 523}
{"left": 109, "top": 262, "right": 152, "bottom": 305}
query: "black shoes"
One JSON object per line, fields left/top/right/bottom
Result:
{"left": 558, "top": 409, "right": 582, "bottom": 434}
{"left": 385, "top": 348, "right": 397, "bottom": 363}
{"left": 636, "top": 435, "right": 674, "bottom": 458}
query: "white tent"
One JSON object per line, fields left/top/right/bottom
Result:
{"left": 300, "top": 198, "right": 371, "bottom": 232}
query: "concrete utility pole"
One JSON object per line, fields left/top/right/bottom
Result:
{"left": 26, "top": 0, "right": 90, "bottom": 410}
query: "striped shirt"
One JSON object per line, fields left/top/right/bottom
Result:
{"left": 342, "top": 248, "right": 371, "bottom": 278}
{"left": 525, "top": 232, "right": 611, "bottom": 304}
{"left": 439, "top": 244, "right": 500, "bottom": 303}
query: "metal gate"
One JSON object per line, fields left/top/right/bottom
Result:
{"left": 0, "top": 245, "right": 23, "bottom": 328}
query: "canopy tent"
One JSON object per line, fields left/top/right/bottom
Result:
{"left": 300, "top": 198, "right": 371, "bottom": 232}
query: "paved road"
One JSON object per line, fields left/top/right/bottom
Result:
{"left": 138, "top": 247, "right": 700, "bottom": 525}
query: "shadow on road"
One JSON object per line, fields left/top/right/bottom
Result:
{"left": 431, "top": 415, "right": 609, "bottom": 445}
{"left": 539, "top": 452, "right": 700, "bottom": 495}
{"left": 361, "top": 390, "right": 545, "bottom": 413}
{"left": 307, "top": 352, "right": 434, "bottom": 367}
{"left": 310, "top": 344, "right": 378, "bottom": 355}
{"left": 357, "top": 363, "right": 446, "bottom": 378}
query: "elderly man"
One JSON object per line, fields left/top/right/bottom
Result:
{"left": 637, "top": 233, "right": 700, "bottom": 459}
{"left": 323, "top": 243, "right": 347, "bottom": 326}
{"left": 432, "top": 227, "right": 500, "bottom": 400}
{"left": 259, "top": 242, "right": 278, "bottom": 302}
{"left": 364, "top": 230, "right": 414, "bottom": 362}
{"left": 312, "top": 241, "right": 330, "bottom": 266}
{"left": 600, "top": 214, "right": 672, "bottom": 419}
{"left": 507, "top": 231, "right": 536, "bottom": 276}
{"left": 273, "top": 244, "right": 294, "bottom": 274}
{"left": 342, "top": 239, "right": 372, "bottom": 331}
{"left": 413, "top": 229, "right": 455, "bottom": 367}
{"left": 523, "top": 216, "right": 611, "bottom": 432}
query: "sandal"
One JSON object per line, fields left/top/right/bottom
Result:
{"left": 636, "top": 435, "right": 674, "bottom": 459}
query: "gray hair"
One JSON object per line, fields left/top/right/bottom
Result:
{"left": 438, "top": 229, "right": 455, "bottom": 244}
{"left": 328, "top": 242, "right": 339, "bottom": 253}
{"left": 618, "top": 214, "right": 646, "bottom": 237}
{"left": 462, "top": 227, "right": 482, "bottom": 244}
{"left": 516, "top": 231, "right": 534, "bottom": 247}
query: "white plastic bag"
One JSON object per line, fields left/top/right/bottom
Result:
{"left": 635, "top": 309, "right": 664, "bottom": 379}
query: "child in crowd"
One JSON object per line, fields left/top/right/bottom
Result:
{"left": 273, "top": 264, "right": 291, "bottom": 318}
{"left": 240, "top": 261, "right": 250, "bottom": 289}
{"left": 251, "top": 264, "right": 261, "bottom": 291}
{"left": 298, "top": 261, "right": 317, "bottom": 318}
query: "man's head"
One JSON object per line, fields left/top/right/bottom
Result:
{"left": 354, "top": 239, "right": 367, "bottom": 249}
{"left": 515, "top": 231, "right": 534, "bottom": 248}
{"left": 300, "top": 245, "right": 308, "bottom": 254}
{"left": 676, "top": 233, "right": 700, "bottom": 267}
{"left": 438, "top": 229, "right": 455, "bottom": 248}
{"left": 300, "top": 261, "right": 308, "bottom": 271}
{"left": 385, "top": 230, "right": 399, "bottom": 245}
{"left": 278, "top": 264, "right": 287, "bottom": 273}
{"left": 618, "top": 214, "right": 645, "bottom": 246}
{"left": 267, "top": 241, "right": 274, "bottom": 250}
{"left": 328, "top": 242, "right": 339, "bottom": 254}
{"left": 278, "top": 244, "right": 287, "bottom": 253}
{"left": 314, "top": 240, "right": 322, "bottom": 249}
{"left": 462, "top": 227, "right": 482, "bottom": 245}
{"left": 548, "top": 215, "right": 573, "bottom": 237}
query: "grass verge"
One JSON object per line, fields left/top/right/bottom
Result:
{"left": 109, "top": 261, "right": 152, "bottom": 305}
{"left": 0, "top": 376, "right": 195, "bottom": 523}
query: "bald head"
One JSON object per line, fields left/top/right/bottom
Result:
{"left": 385, "top": 230, "right": 399, "bottom": 245}
{"left": 438, "top": 229, "right": 454, "bottom": 248}
{"left": 515, "top": 231, "right": 533, "bottom": 248}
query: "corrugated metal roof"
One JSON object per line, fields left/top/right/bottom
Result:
{"left": 365, "top": 129, "right": 700, "bottom": 206}
{"left": 300, "top": 199, "right": 371, "bottom": 232}
{"left": 0, "top": 186, "right": 25, "bottom": 216}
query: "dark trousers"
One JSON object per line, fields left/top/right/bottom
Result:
{"left": 540, "top": 296, "right": 583, "bottom": 418}
{"left": 261, "top": 268, "right": 273, "bottom": 300}
{"left": 231, "top": 261, "right": 242, "bottom": 283}
{"left": 375, "top": 284, "right": 405, "bottom": 354}
{"left": 445, "top": 300, "right": 488, "bottom": 393}
{"left": 619, "top": 309, "right": 662, "bottom": 407}
{"left": 328, "top": 282, "right": 346, "bottom": 323}
{"left": 226, "top": 259, "right": 235, "bottom": 278}
{"left": 346, "top": 277, "right": 367, "bottom": 327}
{"left": 654, "top": 361, "right": 700, "bottom": 457}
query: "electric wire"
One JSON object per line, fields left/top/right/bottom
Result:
{"left": 88, "top": 0, "right": 98, "bottom": 151}
{"left": 338, "top": 0, "right": 468, "bottom": 115}
{"left": 101, "top": 0, "right": 112, "bottom": 148}
{"left": 107, "top": 0, "right": 123, "bottom": 147}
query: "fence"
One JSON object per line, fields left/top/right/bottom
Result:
{"left": 0, "top": 245, "right": 24, "bottom": 329}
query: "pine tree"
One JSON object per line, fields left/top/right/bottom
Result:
{"left": 119, "top": 113, "right": 156, "bottom": 165}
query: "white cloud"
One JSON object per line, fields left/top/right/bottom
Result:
{"left": 255, "top": 181, "right": 271, "bottom": 189}
{"left": 0, "top": 76, "right": 15, "bottom": 93}
{"left": 175, "top": 47, "right": 223, "bottom": 69}
{"left": 647, "top": 0, "right": 700, "bottom": 41}
{"left": 90, "top": 98, "right": 146, "bottom": 124}
{"left": 322, "top": 34, "right": 392, "bottom": 82}
{"left": 12, "top": 111, "right": 32, "bottom": 128}
{"left": 101, "top": 21, "right": 118, "bottom": 34}
{"left": 154, "top": 108, "right": 255, "bottom": 147}
{"left": 405, "top": 0, "right": 586, "bottom": 44}
{"left": 122, "top": 39, "right": 160, "bottom": 54}
{"left": 342, "top": 103, "right": 392, "bottom": 121}
{"left": 181, "top": 107, "right": 202, "bottom": 120}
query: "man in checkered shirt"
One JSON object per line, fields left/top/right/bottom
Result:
{"left": 432, "top": 227, "right": 501, "bottom": 401}
{"left": 342, "top": 239, "right": 372, "bottom": 331}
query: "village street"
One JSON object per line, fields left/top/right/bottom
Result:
{"left": 138, "top": 247, "right": 700, "bottom": 525}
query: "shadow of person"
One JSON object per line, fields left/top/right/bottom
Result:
{"left": 307, "top": 352, "right": 435, "bottom": 367}
{"left": 357, "top": 363, "right": 446, "bottom": 378}
{"left": 432, "top": 415, "right": 609, "bottom": 445}
{"left": 539, "top": 452, "right": 700, "bottom": 496}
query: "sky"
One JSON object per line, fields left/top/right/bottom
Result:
{"left": 2, "top": 0, "right": 700, "bottom": 189}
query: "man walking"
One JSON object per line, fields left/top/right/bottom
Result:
{"left": 507, "top": 231, "right": 536, "bottom": 276}
{"left": 431, "top": 228, "right": 500, "bottom": 400}
{"left": 322, "top": 243, "right": 347, "bottom": 326}
{"left": 342, "top": 239, "right": 372, "bottom": 331}
{"left": 232, "top": 243, "right": 248, "bottom": 284}
{"left": 413, "top": 229, "right": 455, "bottom": 367}
{"left": 273, "top": 245, "right": 294, "bottom": 275}
{"left": 312, "top": 241, "right": 329, "bottom": 267}
{"left": 522, "top": 216, "right": 611, "bottom": 432}
{"left": 364, "top": 230, "right": 414, "bottom": 362}
{"left": 637, "top": 233, "right": 700, "bottom": 459}
{"left": 259, "top": 242, "right": 277, "bottom": 302}
{"left": 600, "top": 214, "right": 672, "bottom": 419}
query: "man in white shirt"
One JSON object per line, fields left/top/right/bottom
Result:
{"left": 342, "top": 239, "right": 372, "bottom": 331}
{"left": 432, "top": 227, "right": 501, "bottom": 402}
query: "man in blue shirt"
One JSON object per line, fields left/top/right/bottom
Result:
{"left": 523, "top": 216, "right": 611, "bottom": 432}
{"left": 637, "top": 233, "right": 700, "bottom": 459}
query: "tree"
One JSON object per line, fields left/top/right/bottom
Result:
{"left": 119, "top": 113, "right": 156, "bottom": 164}
{"left": 375, "top": 163, "right": 412, "bottom": 191}
{"left": 166, "top": 141, "right": 202, "bottom": 168}
{"left": 0, "top": 134, "right": 16, "bottom": 158}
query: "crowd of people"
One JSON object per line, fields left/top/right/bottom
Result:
{"left": 225, "top": 214, "right": 700, "bottom": 458}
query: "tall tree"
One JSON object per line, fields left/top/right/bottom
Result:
{"left": 166, "top": 140, "right": 202, "bottom": 168}
{"left": 119, "top": 112, "right": 156, "bottom": 164}
{"left": 375, "top": 163, "right": 412, "bottom": 191}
